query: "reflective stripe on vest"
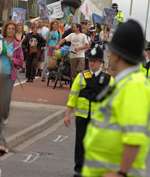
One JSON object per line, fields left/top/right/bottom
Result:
{"left": 79, "top": 73, "right": 84, "bottom": 89}
{"left": 98, "top": 76, "right": 132, "bottom": 126}
{"left": 76, "top": 108, "right": 94, "bottom": 116}
{"left": 90, "top": 119, "right": 150, "bottom": 136}
{"left": 70, "top": 90, "right": 79, "bottom": 96}
{"left": 84, "top": 160, "right": 146, "bottom": 177}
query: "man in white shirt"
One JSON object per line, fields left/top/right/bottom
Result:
{"left": 57, "top": 23, "right": 89, "bottom": 80}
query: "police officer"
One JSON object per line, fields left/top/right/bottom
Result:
{"left": 112, "top": 3, "right": 124, "bottom": 25}
{"left": 144, "top": 42, "right": 150, "bottom": 77}
{"left": 64, "top": 44, "right": 110, "bottom": 177}
{"left": 82, "top": 19, "right": 150, "bottom": 177}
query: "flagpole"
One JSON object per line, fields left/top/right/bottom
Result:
{"left": 129, "top": 0, "right": 134, "bottom": 16}
{"left": 145, "top": 0, "right": 150, "bottom": 37}
{"left": 26, "top": 0, "right": 29, "bottom": 21}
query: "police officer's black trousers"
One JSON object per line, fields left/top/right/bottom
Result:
{"left": 74, "top": 116, "right": 90, "bottom": 176}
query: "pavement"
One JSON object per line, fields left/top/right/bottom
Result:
{"left": 12, "top": 75, "right": 70, "bottom": 105}
{"left": 3, "top": 76, "right": 70, "bottom": 150}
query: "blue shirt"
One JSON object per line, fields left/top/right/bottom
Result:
{"left": 47, "top": 31, "right": 61, "bottom": 47}
{"left": 0, "top": 41, "right": 13, "bottom": 74}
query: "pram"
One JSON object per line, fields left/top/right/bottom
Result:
{"left": 47, "top": 46, "right": 71, "bottom": 89}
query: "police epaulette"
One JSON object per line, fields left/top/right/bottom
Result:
{"left": 82, "top": 70, "right": 92, "bottom": 79}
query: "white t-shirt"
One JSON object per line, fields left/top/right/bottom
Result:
{"left": 40, "top": 26, "right": 50, "bottom": 40}
{"left": 65, "top": 33, "right": 88, "bottom": 58}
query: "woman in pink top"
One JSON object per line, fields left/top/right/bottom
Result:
{"left": 0, "top": 21, "right": 23, "bottom": 153}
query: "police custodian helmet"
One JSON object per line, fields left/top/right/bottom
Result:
{"left": 88, "top": 44, "right": 104, "bottom": 62}
{"left": 108, "top": 19, "right": 145, "bottom": 65}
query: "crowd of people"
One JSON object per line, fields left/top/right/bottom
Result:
{"left": 0, "top": 2, "right": 150, "bottom": 177}
{"left": 0, "top": 13, "right": 114, "bottom": 154}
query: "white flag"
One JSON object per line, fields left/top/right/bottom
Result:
{"left": 91, "top": 0, "right": 112, "bottom": 10}
{"left": 80, "top": 0, "right": 112, "bottom": 19}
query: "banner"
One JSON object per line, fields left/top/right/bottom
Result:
{"left": 80, "top": 0, "right": 112, "bottom": 20}
{"left": 92, "top": 13, "right": 104, "bottom": 24}
{"left": 90, "top": 0, "right": 112, "bottom": 10}
{"left": 80, "top": 0, "right": 103, "bottom": 19}
{"left": 103, "top": 7, "right": 115, "bottom": 26}
{"left": 37, "top": 0, "right": 49, "bottom": 19}
{"left": 12, "top": 8, "right": 26, "bottom": 23}
{"left": 47, "top": 1, "right": 64, "bottom": 19}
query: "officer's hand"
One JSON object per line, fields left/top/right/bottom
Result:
{"left": 64, "top": 116, "right": 71, "bottom": 127}
{"left": 103, "top": 172, "right": 122, "bottom": 177}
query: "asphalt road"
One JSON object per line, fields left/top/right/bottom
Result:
{"left": 0, "top": 118, "right": 150, "bottom": 177}
{"left": 0, "top": 120, "right": 75, "bottom": 177}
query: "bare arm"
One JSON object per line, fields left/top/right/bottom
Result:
{"left": 120, "top": 144, "right": 140, "bottom": 173}
{"left": 57, "top": 38, "right": 66, "bottom": 48}
{"left": 103, "top": 144, "right": 140, "bottom": 177}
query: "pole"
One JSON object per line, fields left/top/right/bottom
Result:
{"left": 26, "top": 1, "right": 30, "bottom": 21}
{"left": 129, "top": 0, "right": 134, "bottom": 16}
{"left": 145, "top": 0, "right": 150, "bottom": 37}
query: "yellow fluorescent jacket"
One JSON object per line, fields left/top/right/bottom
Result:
{"left": 82, "top": 70, "right": 150, "bottom": 177}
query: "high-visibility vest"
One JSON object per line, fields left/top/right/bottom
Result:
{"left": 140, "top": 62, "right": 150, "bottom": 78}
{"left": 67, "top": 70, "right": 110, "bottom": 118}
{"left": 115, "top": 11, "right": 124, "bottom": 24}
{"left": 82, "top": 70, "right": 150, "bottom": 177}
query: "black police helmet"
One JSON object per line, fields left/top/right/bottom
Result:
{"left": 108, "top": 19, "right": 145, "bottom": 65}
{"left": 112, "top": 3, "right": 118, "bottom": 9}
{"left": 88, "top": 44, "right": 104, "bottom": 62}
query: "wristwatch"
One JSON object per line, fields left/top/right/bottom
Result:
{"left": 117, "top": 170, "right": 128, "bottom": 177}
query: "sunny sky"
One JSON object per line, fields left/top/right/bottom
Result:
{"left": 113, "top": 0, "right": 150, "bottom": 41}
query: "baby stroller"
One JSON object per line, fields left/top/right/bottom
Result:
{"left": 47, "top": 46, "right": 71, "bottom": 89}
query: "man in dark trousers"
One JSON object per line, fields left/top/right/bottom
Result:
{"left": 22, "top": 23, "right": 46, "bottom": 82}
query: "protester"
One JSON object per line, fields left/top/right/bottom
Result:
{"left": 57, "top": 23, "right": 89, "bottom": 80}
{"left": 99, "top": 25, "right": 110, "bottom": 44}
{"left": 22, "top": 23, "right": 46, "bottom": 82}
{"left": 0, "top": 21, "right": 23, "bottom": 153}
{"left": 2, "top": 20, "right": 23, "bottom": 121}
{"left": 41, "top": 20, "right": 61, "bottom": 82}
{"left": 16, "top": 23, "right": 26, "bottom": 73}
{"left": 15, "top": 23, "right": 26, "bottom": 42}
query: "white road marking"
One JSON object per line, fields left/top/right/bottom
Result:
{"left": 53, "top": 135, "right": 63, "bottom": 142}
{"left": 59, "top": 136, "right": 68, "bottom": 142}
{"left": 53, "top": 135, "right": 68, "bottom": 143}
{"left": 23, "top": 153, "right": 40, "bottom": 164}
{"left": 23, "top": 154, "right": 33, "bottom": 162}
